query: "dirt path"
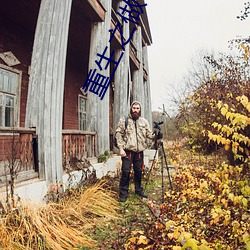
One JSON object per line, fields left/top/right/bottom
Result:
{"left": 89, "top": 170, "right": 172, "bottom": 250}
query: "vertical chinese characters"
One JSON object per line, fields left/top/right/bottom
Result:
{"left": 82, "top": 0, "right": 147, "bottom": 100}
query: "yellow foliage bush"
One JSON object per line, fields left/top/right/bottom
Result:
{"left": 207, "top": 95, "right": 250, "bottom": 162}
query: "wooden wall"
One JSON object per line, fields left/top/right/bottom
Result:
{"left": 63, "top": 72, "right": 86, "bottom": 130}
{"left": 0, "top": 13, "right": 34, "bottom": 127}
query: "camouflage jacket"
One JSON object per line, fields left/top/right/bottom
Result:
{"left": 115, "top": 115, "right": 155, "bottom": 152}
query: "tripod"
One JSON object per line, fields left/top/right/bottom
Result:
{"left": 144, "top": 130, "right": 173, "bottom": 203}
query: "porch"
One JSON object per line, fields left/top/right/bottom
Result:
{"left": 0, "top": 128, "right": 97, "bottom": 188}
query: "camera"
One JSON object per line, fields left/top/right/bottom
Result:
{"left": 153, "top": 121, "right": 163, "bottom": 141}
{"left": 153, "top": 121, "right": 163, "bottom": 130}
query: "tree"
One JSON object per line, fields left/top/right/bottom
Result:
{"left": 237, "top": 2, "right": 250, "bottom": 21}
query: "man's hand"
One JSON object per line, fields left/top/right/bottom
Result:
{"left": 120, "top": 148, "right": 126, "bottom": 157}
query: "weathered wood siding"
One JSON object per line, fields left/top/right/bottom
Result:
{"left": 142, "top": 46, "right": 152, "bottom": 126}
{"left": 132, "top": 26, "right": 144, "bottom": 115}
{"left": 86, "top": 0, "right": 112, "bottom": 155}
{"left": 25, "top": 0, "right": 72, "bottom": 183}
{"left": 113, "top": 1, "right": 132, "bottom": 133}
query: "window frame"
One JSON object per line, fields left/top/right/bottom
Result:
{"left": 0, "top": 64, "right": 22, "bottom": 129}
{"left": 78, "top": 95, "right": 87, "bottom": 131}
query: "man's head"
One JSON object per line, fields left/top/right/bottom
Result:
{"left": 130, "top": 101, "right": 141, "bottom": 120}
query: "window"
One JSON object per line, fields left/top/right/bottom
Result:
{"left": 0, "top": 66, "right": 20, "bottom": 127}
{"left": 78, "top": 95, "right": 87, "bottom": 131}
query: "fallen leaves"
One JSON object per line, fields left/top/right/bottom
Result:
{"left": 125, "top": 149, "right": 250, "bottom": 249}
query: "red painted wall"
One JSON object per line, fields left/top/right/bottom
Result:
{"left": 63, "top": 70, "right": 86, "bottom": 130}
{"left": 0, "top": 16, "right": 33, "bottom": 127}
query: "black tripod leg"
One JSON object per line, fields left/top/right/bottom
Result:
{"left": 161, "top": 143, "right": 173, "bottom": 190}
{"left": 144, "top": 147, "right": 158, "bottom": 192}
{"left": 159, "top": 146, "right": 165, "bottom": 203}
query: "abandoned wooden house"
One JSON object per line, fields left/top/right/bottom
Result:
{"left": 0, "top": 0, "right": 153, "bottom": 196}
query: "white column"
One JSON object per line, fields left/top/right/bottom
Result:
{"left": 132, "top": 26, "right": 144, "bottom": 116}
{"left": 113, "top": 1, "right": 131, "bottom": 131}
{"left": 25, "top": 0, "right": 72, "bottom": 183}
{"left": 142, "top": 45, "right": 153, "bottom": 125}
{"left": 86, "top": 0, "right": 112, "bottom": 155}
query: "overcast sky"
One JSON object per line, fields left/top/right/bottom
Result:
{"left": 146, "top": 0, "right": 250, "bottom": 112}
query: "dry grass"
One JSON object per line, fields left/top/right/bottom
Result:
{"left": 0, "top": 180, "right": 121, "bottom": 249}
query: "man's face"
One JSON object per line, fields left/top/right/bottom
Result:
{"left": 131, "top": 103, "right": 140, "bottom": 120}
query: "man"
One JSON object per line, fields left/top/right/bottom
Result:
{"left": 115, "top": 101, "right": 159, "bottom": 202}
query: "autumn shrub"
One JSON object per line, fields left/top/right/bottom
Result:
{"left": 176, "top": 46, "right": 250, "bottom": 155}
{"left": 207, "top": 95, "right": 250, "bottom": 167}
{"left": 125, "top": 162, "right": 250, "bottom": 249}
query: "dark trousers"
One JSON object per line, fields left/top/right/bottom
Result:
{"left": 119, "top": 150, "right": 144, "bottom": 198}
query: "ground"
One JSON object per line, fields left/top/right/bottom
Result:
{"left": 83, "top": 144, "right": 250, "bottom": 250}
{"left": 86, "top": 165, "right": 171, "bottom": 250}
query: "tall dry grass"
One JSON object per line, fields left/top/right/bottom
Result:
{"left": 0, "top": 180, "right": 121, "bottom": 249}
